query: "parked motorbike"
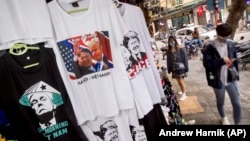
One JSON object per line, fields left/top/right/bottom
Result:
{"left": 236, "top": 40, "right": 250, "bottom": 70}
{"left": 184, "top": 38, "right": 200, "bottom": 59}
{"left": 235, "top": 40, "right": 250, "bottom": 52}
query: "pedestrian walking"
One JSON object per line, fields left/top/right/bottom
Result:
{"left": 202, "top": 23, "right": 242, "bottom": 125}
{"left": 166, "top": 35, "right": 189, "bottom": 101}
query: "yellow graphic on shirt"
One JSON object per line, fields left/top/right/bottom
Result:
{"left": 0, "top": 134, "right": 6, "bottom": 141}
{"left": 0, "top": 134, "right": 17, "bottom": 141}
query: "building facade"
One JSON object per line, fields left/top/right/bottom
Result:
{"left": 144, "top": 0, "right": 250, "bottom": 37}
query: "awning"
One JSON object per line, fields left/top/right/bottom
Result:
{"left": 150, "top": 0, "right": 206, "bottom": 21}
{"left": 167, "top": 0, "right": 206, "bottom": 16}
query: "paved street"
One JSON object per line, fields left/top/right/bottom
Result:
{"left": 156, "top": 50, "right": 250, "bottom": 125}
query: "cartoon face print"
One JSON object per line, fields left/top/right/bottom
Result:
{"left": 103, "top": 127, "right": 119, "bottom": 141}
{"left": 29, "top": 92, "right": 55, "bottom": 116}
{"left": 127, "top": 38, "right": 140, "bottom": 55}
{"left": 100, "top": 120, "right": 119, "bottom": 141}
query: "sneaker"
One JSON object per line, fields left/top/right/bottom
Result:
{"left": 178, "top": 91, "right": 183, "bottom": 95}
{"left": 185, "top": 120, "right": 196, "bottom": 125}
{"left": 179, "top": 93, "right": 187, "bottom": 101}
{"left": 178, "top": 90, "right": 186, "bottom": 95}
{"left": 221, "top": 117, "right": 230, "bottom": 125}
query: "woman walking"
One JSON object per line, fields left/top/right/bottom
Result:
{"left": 166, "top": 36, "right": 189, "bottom": 101}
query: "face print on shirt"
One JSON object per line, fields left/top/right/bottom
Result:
{"left": 122, "top": 31, "right": 150, "bottom": 79}
{"left": 29, "top": 92, "right": 56, "bottom": 116}
{"left": 19, "top": 81, "right": 64, "bottom": 132}
{"left": 57, "top": 31, "right": 114, "bottom": 80}
{"left": 93, "top": 120, "right": 119, "bottom": 141}
{"left": 127, "top": 38, "right": 140, "bottom": 56}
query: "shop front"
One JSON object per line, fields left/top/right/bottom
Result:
{"left": 166, "top": 0, "right": 207, "bottom": 29}
{"left": 170, "top": 11, "right": 191, "bottom": 29}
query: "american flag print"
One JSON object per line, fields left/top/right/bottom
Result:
{"left": 57, "top": 39, "right": 76, "bottom": 80}
{"left": 56, "top": 32, "right": 113, "bottom": 80}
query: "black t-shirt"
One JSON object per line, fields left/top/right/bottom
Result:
{"left": 0, "top": 43, "right": 88, "bottom": 141}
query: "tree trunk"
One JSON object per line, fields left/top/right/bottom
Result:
{"left": 226, "top": 0, "right": 247, "bottom": 39}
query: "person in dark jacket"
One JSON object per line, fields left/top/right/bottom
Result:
{"left": 202, "top": 23, "right": 242, "bottom": 125}
{"left": 167, "top": 35, "right": 189, "bottom": 101}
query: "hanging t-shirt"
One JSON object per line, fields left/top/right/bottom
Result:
{"left": 120, "top": 31, "right": 154, "bottom": 118}
{"left": 0, "top": 44, "right": 88, "bottom": 141}
{"left": 119, "top": 3, "right": 165, "bottom": 104}
{"left": 116, "top": 4, "right": 168, "bottom": 140}
{"left": 47, "top": 0, "right": 136, "bottom": 125}
{"left": 110, "top": 2, "right": 155, "bottom": 118}
{"left": 0, "top": 0, "right": 54, "bottom": 50}
{"left": 81, "top": 109, "right": 144, "bottom": 141}
{"left": 139, "top": 104, "right": 168, "bottom": 141}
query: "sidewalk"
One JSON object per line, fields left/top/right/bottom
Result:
{"left": 236, "top": 28, "right": 250, "bottom": 33}
{"left": 157, "top": 52, "right": 250, "bottom": 125}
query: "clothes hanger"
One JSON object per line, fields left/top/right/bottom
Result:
{"left": 67, "top": 1, "right": 88, "bottom": 14}
{"left": 112, "top": 0, "right": 122, "bottom": 8}
{"left": 23, "top": 62, "right": 40, "bottom": 69}
{"left": 57, "top": 0, "right": 88, "bottom": 14}
{"left": 9, "top": 43, "right": 40, "bottom": 56}
{"left": 9, "top": 43, "right": 40, "bottom": 68}
{"left": 67, "top": 7, "right": 88, "bottom": 14}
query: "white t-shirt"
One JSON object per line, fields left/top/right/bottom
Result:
{"left": 120, "top": 30, "right": 154, "bottom": 118}
{"left": 48, "top": 0, "right": 135, "bottom": 125}
{"left": 215, "top": 39, "right": 228, "bottom": 85}
{"left": 0, "top": 0, "right": 54, "bottom": 50}
{"left": 81, "top": 110, "right": 140, "bottom": 141}
{"left": 118, "top": 3, "right": 165, "bottom": 104}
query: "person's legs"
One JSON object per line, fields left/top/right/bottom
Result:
{"left": 225, "top": 81, "right": 242, "bottom": 124}
{"left": 176, "top": 78, "right": 186, "bottom": 101}
{"left": 213, "top": 86, "right": 226, "bottom": 118}
{"left": 176, "top": 78, "right": 186, "bottom": 93}
{"left": 213, "top": 85, "right": 230, "bottom": 124}
{"left": 192, "top": 39, "right": 198, "bottom": 47}
{"left": 198, "top": 39, "right": 203, "bottom": 47}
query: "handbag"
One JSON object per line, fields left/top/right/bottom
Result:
{"left": 174, "top": 62, "right": 185, "bottom": 70}
{"left": 228, "top": 66, "right": 238, "bottom": 81}
{"left": 160, "top": 47, "right": 168, "bottom": 52}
